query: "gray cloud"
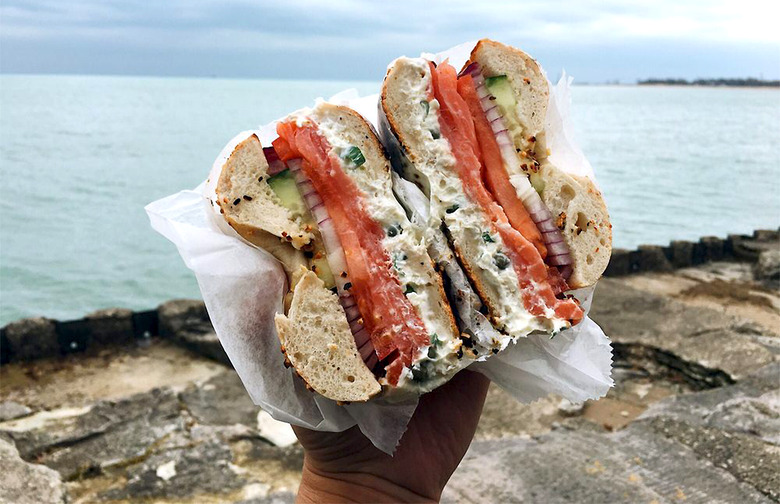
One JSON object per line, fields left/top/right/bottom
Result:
{"left": 1, "top": 0, "right": 778, "bottom": 81}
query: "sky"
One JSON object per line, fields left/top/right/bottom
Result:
{"left": 1, "top": 0, "right": 779, "bottom": 83}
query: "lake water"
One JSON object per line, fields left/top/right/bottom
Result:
{"left": 1, "top": 75, "right": 778, "bottom": 324}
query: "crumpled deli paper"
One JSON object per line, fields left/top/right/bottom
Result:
{"left": 146, "top": 41, "right": 613, "bottom": 454}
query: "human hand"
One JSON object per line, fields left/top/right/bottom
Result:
{"left": 293, "top": 369, "right": 491, "bottom": 503}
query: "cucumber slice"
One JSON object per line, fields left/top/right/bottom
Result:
{"left": 529, "top": 172, "right": 545, "bottom": 195}
{"left": 267, "top": 169, "right": 307, "bottom": 217}
{"left": 484, "top": 75, "right": 514, "bottom": 106}
{"left": 484, "top": 74, "right": 525, "bottom": 147}
{"left": 311, "top": 254, "right": 335, "bottom": 288}
{"left": 267, "top": 170, "right": 336, "bottom": 288}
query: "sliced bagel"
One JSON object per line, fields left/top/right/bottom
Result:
{"left": 467, "top": 38, "right": 548, "bottom": 151}
{"left": 308, "top": 103, "right": 459, "bottom": 347}
{"left": 467, "top": 39, "right": 612, "bottom": 287}
{"left": 533, "top": 163, "right": 612, "bottom": 288}
{"left": 275, "top": 103, "right": 465, "bottom": 393}
{"left": 216, "top": 134, "right": 314, "bottom": 250}
{"left": 275, "top": 269, "right": 381, "bottom": 402}
{"left": 381, "top": 58, "right": 553, "bottom": 338}
{"left": 214, "top": 134, "right": 309, "bottom": 280}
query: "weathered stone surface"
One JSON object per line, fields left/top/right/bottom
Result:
{"left": 1, "top": 388, "right": 184, "bottom": 480}
{"left": 700, "top": 236, "right": 725, "bottom": 262}
{"left": 1, "top": 328, "right": 9, "bottom": 364}
{"left": 645, "top": 416, "right": 780, "bottom": 501}
{"left": 157, "top": 299, "right": 230, "bottom": 364}
{"left": 158, "top": 299, "right": 210, "bottom": 338}
{"left": 754, "top": 249, "right": 780, "bottom": 287}
{"left": 131, "top": 309, "right": 158, "bottom": 338}
{"left": 636, "top": 245, "right": 673, "bottom": 273}
{"left": 603, "top": 248, "right": 630, "bottom": 277}
{"left": 754, "top": 229, "right": 780, "bottom": 242}
{"left": 177, "top": 328, "right": 231, "bottom": 366}
{"left": 99, "top": 438, "right": 244, "bottom": 501}
{"left": 84, "top": 308, "right": 134, "bottom": 345}
{"left": 240, "top": 438, "right": 304, "bottom": 474}
{"left": 669, "top": 240, "right": 694, "bottom": 268}
{"left": 558, "top": 398, "right": 584, "bottom": 417}
{"left": 641, "top": 363, "right": 780, "bottom": 444}
{"left": 612, "top": 342, "right": 734, "bottom": 389}
{"left": 180, "top": 370, "right": 259, "bottom": 427}
{"left": 0, "top": 438, "right": 65, "bottom": 504}
{"left": 55, "top": 319, "right": 92, "bottom": 355}
{"left": 0, "top": 401, "right": 32, "bottom": 421}
{"left": 236, "top": 493, "right": 295, "bottom": 504}
{"left": 628, "top": 250, "right": 642, "bottom": 273}
{"left": 730, "top": 234, "right": 778, "bottom": 262}
{"left": 450, "top": 362, "right": 780, "bottom": 501}
{"left": 442, "top": 420, "right": 771, "bottom": 503}
{"left": 591, "top": 279, "right": 775, "bottom": 381}
{"left": 3, "top": 317, "right": 58, "bottom": 361}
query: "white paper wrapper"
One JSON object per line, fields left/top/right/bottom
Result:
{"left": 146, "top": 41, "right": 613, "bottom": 454}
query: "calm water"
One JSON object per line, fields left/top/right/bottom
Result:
{"left": 1, "top": 75, "right": 778, "bottom": 324}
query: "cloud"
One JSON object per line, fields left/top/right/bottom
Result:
{"left": 1, "top": 0, "right": 778, "bottom": 80}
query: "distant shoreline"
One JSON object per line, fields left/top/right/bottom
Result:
{"left": 638, "top": 78, "right": 779, "bottom": 88}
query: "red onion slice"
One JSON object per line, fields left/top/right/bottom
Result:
{"left": 467, "top": 64, "right": 574, "bottom": 279}
{"left": 352, "top": 326, "right": 370, "bottom": 347}
{"left": 343, "top": 304, "right": 361, "bottom": 322}
{"left": 349, "top": 317, "right": 365, "bottom": 334}
{"left": 547, "top": 240, "right": 570, "bottom": 256}
{"left": 364, "top": 353, "right": 379, "bottom": 370}
{"left": 459, "top": 62, "right": 479, "bottom": 78}
{"left": 263, "top": 147, "right": 287, "bottom": 175}
{"left": 536, "top": 218, "right": 559, "bottom": 233}
{"left": 358, "top": 339, "right": 375, "bottom": 361}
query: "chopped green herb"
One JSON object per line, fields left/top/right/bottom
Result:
{"left": 427, "top": 345, "right": 438, "bottom": 359}
{"left": 482, "top": 232, "right": 495, "bottom": 243}
{"left": 404, "top": 284, "right": 416, "bottom": 295}
{"left": 387, "top": 224, "right": 402, "bottom": 237}
{"left": 430, "top": 333, "right": 441, "bottom": 346}
{"left": 445, "top": 204, "right": 460, "bottom": 214}
{"left": 430, "top": 129, "right": 440, "bottom": 139}
{"left": 342, "top": 146, "right": 365, "bottom": 168}
{"left": 392, "top": 252, "right": 407, "bottom": 275}
{"left": 420, "top": 100, "right": 430, "bottom": 117}
{"left": 493, "top": 252, "right": 510, "bottom": 270}
{"left": 411, "top": 362, "right": 431, "bottom": 382}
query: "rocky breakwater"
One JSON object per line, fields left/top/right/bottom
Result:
{"left": 1, "top": 228, "right": 778, "bottom": 503}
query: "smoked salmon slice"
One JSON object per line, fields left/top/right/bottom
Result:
{"left": 430, "top": 61, "right": 583, "bottom": 325}
{"left": 273, "top": 121, "right": 430, "bottom": 385}
{"left": 457, "top": 74, "right": 547, "bottom": 259}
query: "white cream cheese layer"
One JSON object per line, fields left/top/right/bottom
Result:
{"left": 306, "top": 104, "right": 463, "bottom": 391}
{"left": 396, "top": 58, "right": 564, "bottom": 338}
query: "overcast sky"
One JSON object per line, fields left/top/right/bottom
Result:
{"left": 2, "top": 0, "right": 778, "bottom": 83}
